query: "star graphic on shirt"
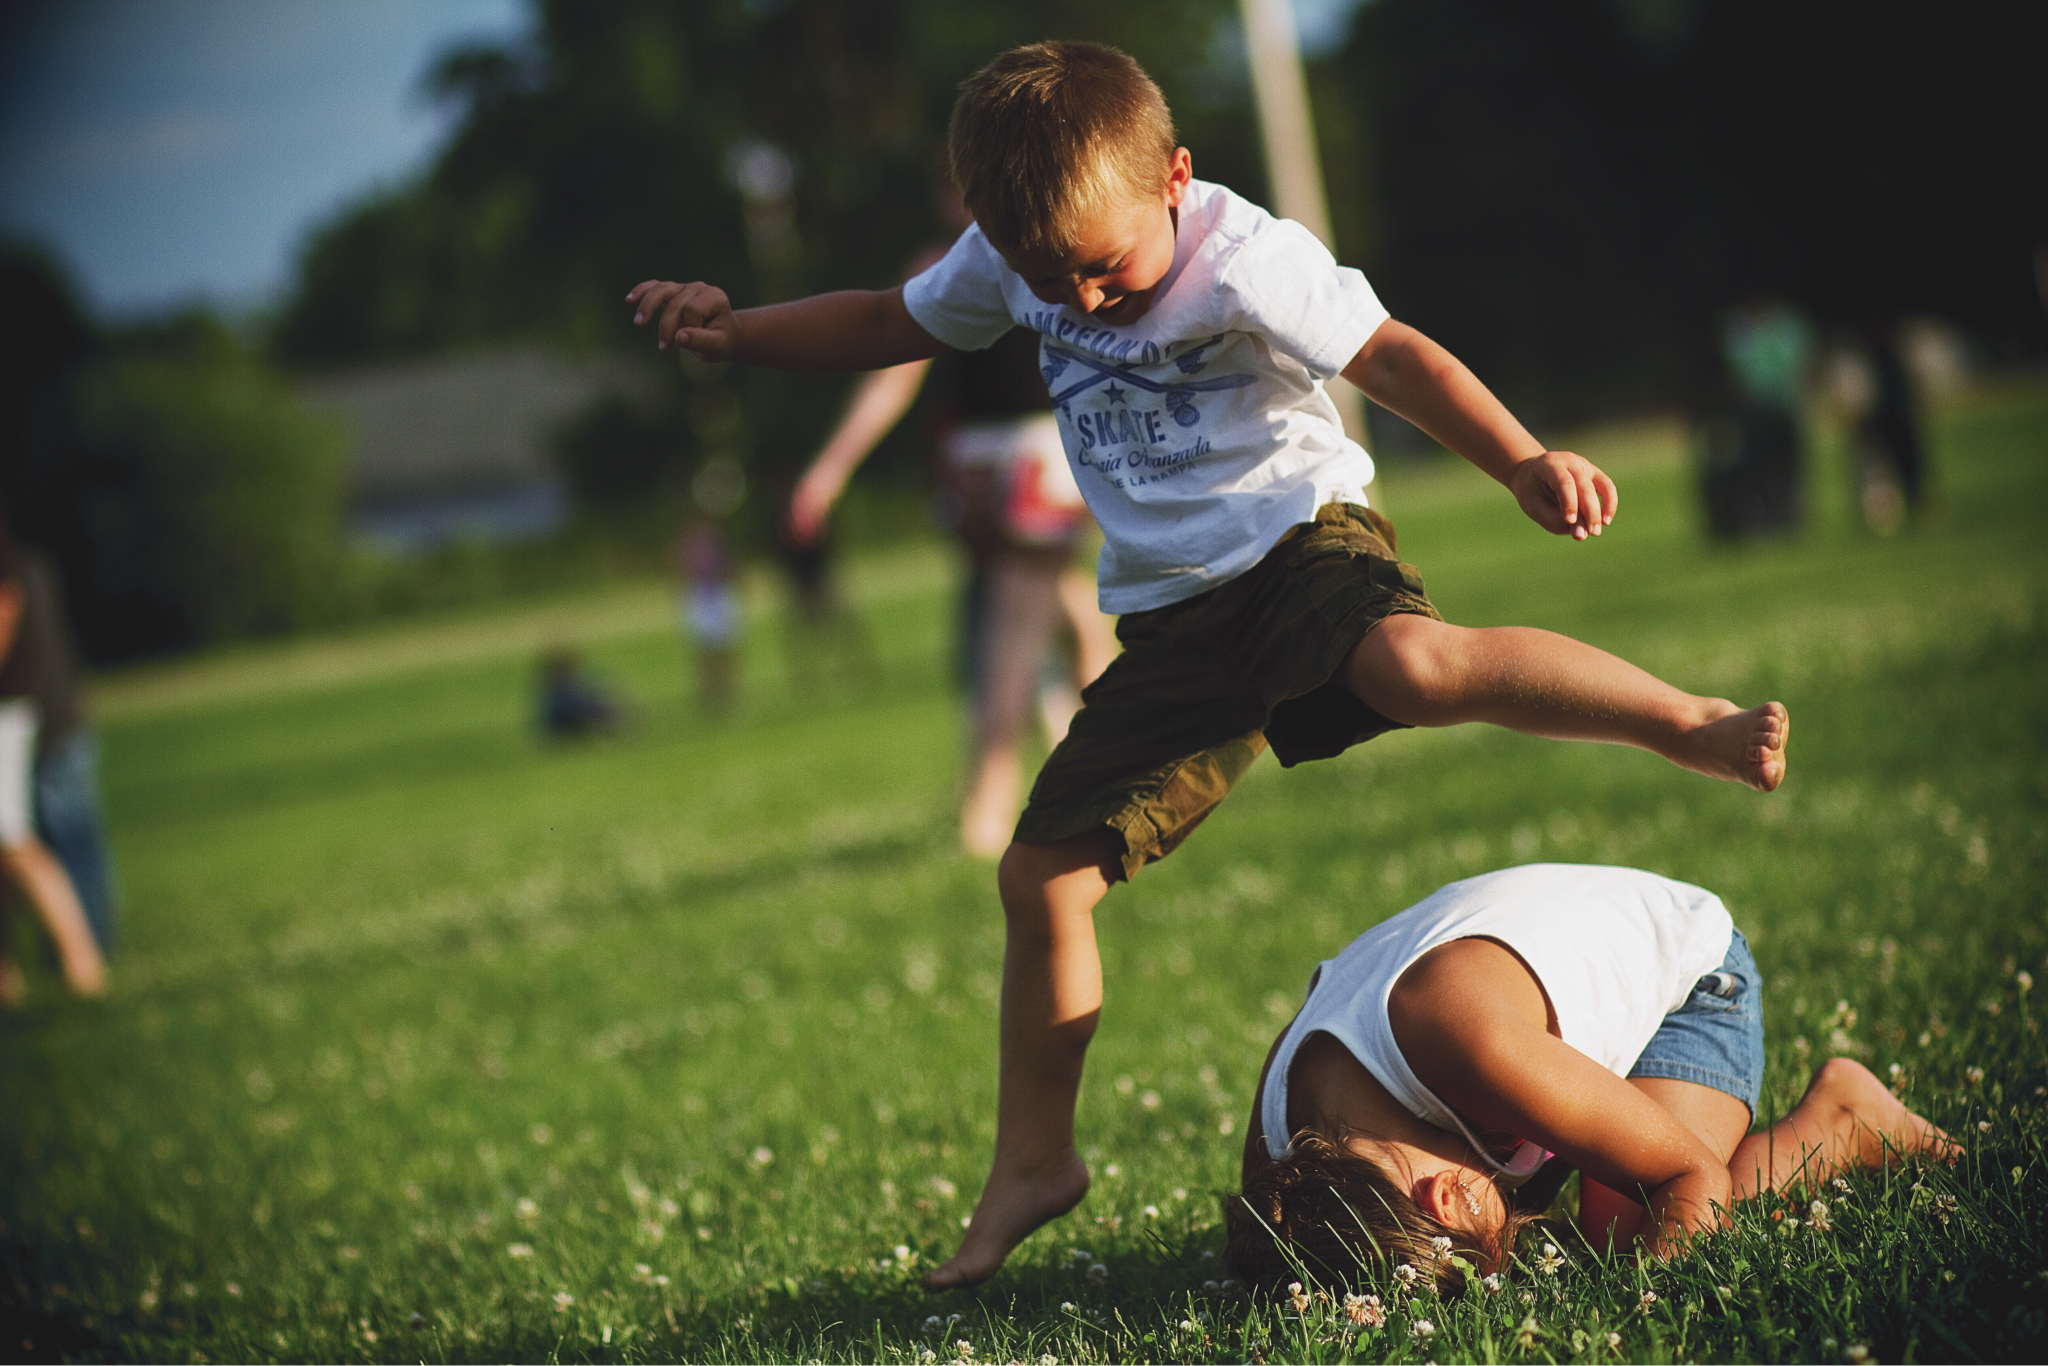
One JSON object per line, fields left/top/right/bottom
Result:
{"left": 1103, "top": 381, "right": 1129, "bottom": 405}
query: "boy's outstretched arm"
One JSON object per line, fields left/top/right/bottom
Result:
{"left": 1342, "top": 319, "right": 1617, "bottom": 541}
{"left": 625, "top": 280, "right": 947, "bottom": 372}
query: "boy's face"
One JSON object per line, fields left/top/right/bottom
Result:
{"left": 997, "top": 147, "right": 1193, "bottom": 327}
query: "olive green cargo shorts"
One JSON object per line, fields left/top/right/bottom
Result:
{"left": 1015, "top": 503, "right": 1441, "bottom": 880}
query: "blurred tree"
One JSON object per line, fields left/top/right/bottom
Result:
{"left": 1323, "top": 0, "right": 2048, "bottom": 425}
{"left": 73, "top": 316, "right": 348, "bottom": 644}
{"left": 272, "top": 0, "right": 1263, "bottom": 537}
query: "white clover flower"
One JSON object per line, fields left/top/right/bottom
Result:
{"left": 1808, "top": 1199, "right": 1833, "bottom": 1232}
{"left": 1430, "top": 1235, "right": 1454, "bottom": 1256}
{"left": 1606, "top": 1331, "right": 1622, "bottom": 1351}
{"left": 895, "top": 1244, "right": 912, "bottom": 1261}
{"left": 1978, "top": 1120, "right": 1992, "bottom": 1133}
{"left": 1143, "top": 1205, "right": 1159, "bottom": 1219}
{"left": 696, "top": 1226, "right": 712, "bottom": 1241}
{"left": 1039, "top": 1355, "right": 1058, "bottom": 1366}
{"left": 507, "top": 1243, "right": 534, "bottom": 1259}
{"left": 1933, "top": 1193, "right": 1958, "bottom": 1225}
{"left": 515, "top": 1198, "right": 539, "bottom": 1224}
{"left": 751, "top": 1146, "right": 775, "bottom": 1167}
{"left": 1286, "top": 1281, "right": 1310, "bottom": 1313}
{"left": 552, "top": 1292, "right": 574, "bottom": 1311}
{"left": 1535, "top": 1243, "right": 1566, "bottom": 1275}
{"left": 952, "top": 1338, "right": 973, "bottom": 1362}
{"left": 1410, "top": 1318, "right": 1435, "bottom": 1341}
{"left": 1845, "top": 1346, "right": 1870, "bottom": 1364}
{"left": 1516, "top": 1314, "right": 1539, "bottom": 1349}
{"left": 1640, "top": 1289, "right": 1658, "bottom": 1308}
{"left": 633, "top": 1263, "right": 653, "bottom": 1283}
{"left": 1203, "top": 1279, "right": 1220, "bottom": 1293}
{"left": 1087, "top": 1263, "right": 1108, "bottom": 1282}
{"left": 2019, "top": 971, "right": 2034, "bottom": 993}
{"left": 654, "top": 1274, "right": 669, "bottom": 1286}
{"left": 1393, "top": 1262, "right": 1421, "bottom": 1287}
{"left": 1833, "top": 1177, "right": 1853, "bottom": 1195}
{"left": 1481, "top": 1273, "right": 1503, "bottom": 1295}
{"left": 1343, "top": 1292, "right": 1386, "bottom": 1328}
{"left": 1966, "top": 1067, "right": 1985, "bottom": 1086}
{"left": 1103, "top": 1163, "right": 1121, "bottom": 1177}
{"left": 923, "top": 1315, "right": 944, "bottom": 1335}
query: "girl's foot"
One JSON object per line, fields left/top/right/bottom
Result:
{"left": 1680, "top": 701, "right": 1789, "bottom": 791}
{"left": 927, "top": 1148, "right": 1090, "bottom": 1290}
{"left": 1811, "top": 1057, "right": 1961, "bottom": 1167}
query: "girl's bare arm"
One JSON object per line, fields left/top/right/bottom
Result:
{"left": 1393, "top": 940, "right": 1732, "bottom": 1256}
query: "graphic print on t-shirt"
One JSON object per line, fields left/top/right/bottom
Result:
{"left": 1039, "top": 331, "right": 1257, "bottom": 492}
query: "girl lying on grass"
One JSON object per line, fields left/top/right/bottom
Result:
{"left": 1226, "top": 863, "right": 1955, "bottom": 1291}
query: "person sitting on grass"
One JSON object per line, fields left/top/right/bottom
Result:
{"left": 1226, "top": 863, "right": 1956, "bottom": 1292}
{"left": 626, "top": 41, "right": 1790, "bottom": 1287}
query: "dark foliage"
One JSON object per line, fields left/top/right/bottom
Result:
{"left": 1333, "top": 0, "right": 2048, "bottom": 425}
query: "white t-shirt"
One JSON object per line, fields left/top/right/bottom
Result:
{"left": 903, "top": 180, "right": 1390, "bottom": 613}
{"left": 1258, "top": 865, "right": 1736, "bottom": 1174}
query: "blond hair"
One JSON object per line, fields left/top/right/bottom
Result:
{"left": 947, "top": 41, "right": 1177, "bottom": 258}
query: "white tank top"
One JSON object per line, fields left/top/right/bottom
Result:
{"left": 1259, "top": 864, "right": 1734, "bottom": 1179}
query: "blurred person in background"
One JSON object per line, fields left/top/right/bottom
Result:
{"left": 675, "top": 512, "right": 741, "bottom": 714}
{"left": 1849, "top": 314, "right": 1931, "bottom": 532}
{"left": 1701, "top": 296, "right": 1813, "bottom": 540}
{"left": 0, "top": 511, "right": 107, "bottom": 1004}
{"left": 786, "top": 173, "right": 1117, "bottom": 857}
{"left": 536, "top": 647, "right": 626, "bottom": 740}
{"left": 771, "top": 473, "right": 877, "bottom": 694}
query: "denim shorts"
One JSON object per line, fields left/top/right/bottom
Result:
{"left": 1626, "top": 929, "right": 1765, "bottom": 1117}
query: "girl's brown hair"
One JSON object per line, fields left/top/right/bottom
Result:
{"left": 1225, "top": 1130, "right": 1537, "bottom": 1296}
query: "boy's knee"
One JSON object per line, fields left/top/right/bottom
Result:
{"left": 1346, "top": 614, "right": 1461, "bottom": 714}
{"left": 997, "top": 832, "right": 1121, "bottom": 916}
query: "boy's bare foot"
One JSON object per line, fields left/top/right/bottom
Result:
{"left": 1811, "top": 1056, "right": 1961, "bottom": 1167}
{"left": 926, "top": 1147, "right": 1090, "bottom": 1290}
{"left": 1679, "top": 701, "right": 1788, "bottom": 792}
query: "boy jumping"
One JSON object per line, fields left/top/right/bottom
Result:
{"left": 627, "top": 41, "right": 1788, "bottom": 1288}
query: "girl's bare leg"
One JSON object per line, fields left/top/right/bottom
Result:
{"left": 1054, "top": 565, "right": 1118, "bottom": 688}
{"left": 928, "top": 831, "right": 1121, "bottom": 1289}
{"left": 0, "top": 839, "right": 106, "bottom": 996}
{"left": 1345, "top": 616, "right": 1788, "bottom": 791}
{"left": 1732, "top": 1057, "right": 1956, "bottom": 1198}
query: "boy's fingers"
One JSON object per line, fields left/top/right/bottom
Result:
{"left": 1550, "top": 459, "right": 1579, "bottom": 527}
{"left": 1576, "top": 469, "right": 1604, "bottom": 535}
{"left": 1595, "top": 470, "right": 1619, "bottom": 523}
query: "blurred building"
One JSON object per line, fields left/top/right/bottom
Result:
{"left": 298, "top": 347, "right": 657, "bottom": 552}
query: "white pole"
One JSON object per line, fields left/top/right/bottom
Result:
{"left": 1238, "top": 0, "right": 1370, "bottom": 453}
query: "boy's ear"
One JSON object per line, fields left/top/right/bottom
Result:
{"left": 1164, "top": 147, "right": 1193, "bottom": 207}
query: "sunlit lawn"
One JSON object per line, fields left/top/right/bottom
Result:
{"left": 2, "top": 385, "right": 2045, "bottom": 1362}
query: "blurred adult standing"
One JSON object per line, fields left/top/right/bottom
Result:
{"left": 1702, "top": 297, "right": 1813, "bottom": 540}
{"left": 786, "top": 182, "right": 1117, "bottom": 857}
{"left": 1850, "top": 316, "right": 1930, "bottom": 531}
{"left": 0, "top": 515, "right": 106, "bottom": 1003}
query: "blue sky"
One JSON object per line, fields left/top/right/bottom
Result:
{"left": 0, "top": 0, "right": 1366, "bottom": 321}
{"left": 0, "top": 0, "right": 528, "bottom": 317}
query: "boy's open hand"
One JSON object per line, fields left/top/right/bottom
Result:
{"left": 1508, "top": 449, "right": 1618, "bottom": 540}
{"left": 626, "top": 279, "right": 740, "bottom": 361}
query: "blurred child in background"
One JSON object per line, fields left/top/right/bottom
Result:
{"left": 674, "top": 513, "right": 741, "bottom": 714}
{"left": 787, "top": 173, "right": 1116, "bottom": 856}
{"left": 0, "top": 510, "right": 106, "bottom": 1004}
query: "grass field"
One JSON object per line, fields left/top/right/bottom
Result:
{"left": 4, "top": 387, "right": 2047, "bottom": 1363}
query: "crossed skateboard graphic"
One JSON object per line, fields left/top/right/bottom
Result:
{"left": 1041, "top": 336, "right": 1255, "bottom": 428}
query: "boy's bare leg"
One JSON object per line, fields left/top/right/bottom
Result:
{"left": 1731, "top": 1057, "right": 1957, "bottom": 1198}
{"left": 1345, "top": 616, "right": 1789, "bottom": 791}
{"left": 0, "top": 840, "right": 106, "bottom": 996}
{"left": 928, "top": 831, "right": 1123, "bottom": 1289}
